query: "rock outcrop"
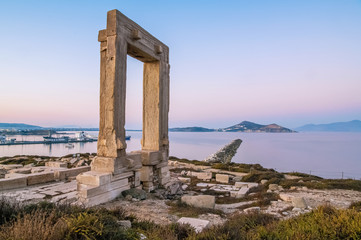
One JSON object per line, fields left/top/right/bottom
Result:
{"left": 204, "top": 139, "right": 242, "bottom": 163}
{"left": 222, "top": 121, "right": 295, "bottom": 133}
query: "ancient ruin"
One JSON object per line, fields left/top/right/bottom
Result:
{"left": 77, "top": 9, "right": 170, "bottom": 205}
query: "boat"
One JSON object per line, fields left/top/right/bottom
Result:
{"left": 65, "top": 143, "right": 74, "bottom": 148}
{"left": 0, "top": 136, "right": 16, "bottom": 144}
{"left": 43, "top": 133, "right": 70, "bottom": 143}
{"left": 71, "top": 131, "right": 97, "bottom": 142}
{"left": 74, "top": 131, "right": 87, "bottom": 141}
{"left": 126, "top": 135, "right": 131, "bottom": 140}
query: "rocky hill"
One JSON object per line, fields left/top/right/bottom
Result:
{"left": 221, "top": 121, "right": 295, "bottom": 133}
{"left": 169, "top": 127, "right": 215, "bottom": 132}
{"left": 0, "top": 123, "right": 43, "bottom": 130}
{"left": 169, "top": 121, "right": 294, "bottom": 133}
{"left": 295, "top": 120, "right": 361, "bottom": 132}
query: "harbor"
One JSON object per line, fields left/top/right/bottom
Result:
{"left": 0, "top": 139, "right": 97, "bottom": 146}
{"left": 0, "top": 131, "right": 131, "bottom": 146}
{"left": 0, "top": 131, "right": 97, "bottom": 146}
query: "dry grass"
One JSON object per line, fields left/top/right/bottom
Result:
{"left": 167, "top": 200, "right": 224, "bottom": 218}
{"left": 133, "top": 221, "right": 195, "bottom": 240}
{"left": 253, "top": 206, "right": 361, "bottom": 239}
{"left": 0, "top": 210, "right": 67, "bottom": 240}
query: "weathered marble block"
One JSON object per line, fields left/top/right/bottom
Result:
{"left": 0, "top": 176, "right": 27, "bottom": 190}
{"left": 27, "top": 172, "right": 55, "bottom": 186}
{"left": 45, "top": 161, "right": 67, "bottom": 168}
{"left": 216, "top": 174, "right": 229, "bottom": 183}
{"left": 181, "top": 195, "right": 215, "bottom": 209}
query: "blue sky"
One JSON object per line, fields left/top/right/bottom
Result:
{"left": 0, "top": 0, "right": 360, "bottom": 129}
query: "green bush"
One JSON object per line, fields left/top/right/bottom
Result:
{"left": 188, "top": 212, "right": 276, "bottom": 240}
{"left": 0, "top": 197, "right": 22, "bottom": 225}
{"left": 168, "top": 200, "right": 224, "bottom": 218}
{"left": 0, "top": 199, "right": 137, "bottom": 240}
{"left": 169, "top": 156, "right": 211, "bottom": 166}
{"left": 253, "top": 206, "right": 361, "bottom": 239}
{"left": 242, "top": 171, "right": 285, "bottom": 183}
{"left": 64, "top": 212, "right": 104, "bottom": 240}
{"left": 133, "top": 220, "right": 195, "bottom": 240}
{"left": 285, "top": 172, "right": 323, "bottom": 180}
{"left": 279, "top": 178, "right": 361, "bottom": 191}
{"left": 349, "top": 201, "right": 361, "bottom": 212}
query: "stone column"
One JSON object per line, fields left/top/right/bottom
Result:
{"left": 142, "top": 60, "right": 170, "bottom": 152}
{"left": 142, "top": 61, "right": 160, "bottom": 151}
{"left": 159, "top": 60, "right": 170, "bottom": 153}
{"left": 92, "top": 11, "right": 128, "bottom": 174}
{"left": 139, "top": 59, "right": 170, "bottom": 191}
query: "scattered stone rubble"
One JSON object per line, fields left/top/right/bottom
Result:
{"left": 2, "top": 155, "right": 361, "bottom": 233}
{"left": 0, "top": 180, "right": 78, "bottom": 203}
{"left": 204, "top": 139, "right": 242, "bottom": 163}
{"left": 0, "top": 155, "right": 93, "bottom": 192}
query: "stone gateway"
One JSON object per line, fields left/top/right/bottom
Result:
{"left": 77, "top": 9, "right": 170, "bottom": 206}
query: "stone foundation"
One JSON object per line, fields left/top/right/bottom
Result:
{"left": 0, "top": 165, "right": 90, "bottom": 191}
{"left": 77, "top": 150, "right": 171, "bottom": 205}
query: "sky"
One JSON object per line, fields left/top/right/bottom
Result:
{"left": 0, "top": 0, "right": 360, "bottom": 129}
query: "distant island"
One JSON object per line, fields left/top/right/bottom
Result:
{"left": 221, "top": 121, "right": 295, "bottom": 133}
{"left": 295, "top": 120, "right": 361, "bottom": 132}
{"left": 169, "top": 127, "right": 215, "bottom": 132}
{"left": 169, "top": 121, "right": 295, "bottom": 133}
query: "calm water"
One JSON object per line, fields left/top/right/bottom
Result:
{"left": 1, "top": 131, "right": 361, "bottom": 179}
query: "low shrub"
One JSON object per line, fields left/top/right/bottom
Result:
{"left": 169, "top": 156, "right": 211, "bottom": 166}
{"left": 0, "top": 199, "right": 137, "bottom": 240}
{"left": 253, "top": 206, "right": 361, "bottom": 239}
{"left": 188, "top": 212, "right": 276, "bottom": 240}
{"left": 279, "top": 178, "right": 361, "bottom": 191}
{"left": 2, "top": 197, "right": 361, "bottom": 240}
{"left": 349, "top": 201, "right": 361, "bottom": 212}
{"left": 134, "top": 221, "right": 195, "bottom": 240}
{"left": 167, "top": 200, "right": 224, "bottom": 218}
{"left": 0, "top": 157, "right": 37, "bottom": 166}
{"left": 64, "top": 212, "right": 104, "bottom": 240}
{"left": 242, "top": 171, "right": 285, "bottom": 183}
{"left": 285, "top": 171, "right": 323, "bottom": 180}
{"left": 238, "top": 192, "right": 279, "bottom": 210}
{"left": 0, "top": 197, "right": 22, "bottom": 225}
{"left": 169, "top": 167, "right": 196, "bottom": 173}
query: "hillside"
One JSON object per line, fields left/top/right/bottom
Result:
{"left": 0, "top": 123, "right": 43, "bottom": 130}
{"left": 169, "top": 127, "right": 215, "bottom": 132}
{"left": 221, "top": 121, "right": 295, "bottom": 133}
{"left": 169, "top": 121, "right": 294, "bottom": 133}
{"left": 295, "top": 120, "right": 361, "bottom": 132}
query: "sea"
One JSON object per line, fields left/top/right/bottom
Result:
{"left": 1, "top": 131, "right": 361, "bottom": 179}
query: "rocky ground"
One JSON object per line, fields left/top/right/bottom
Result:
{"left": 101, "top": 160, "right": 361, "bottom": 226}
{"left": 1, "top": 154, "right": 361, "bottom": 231}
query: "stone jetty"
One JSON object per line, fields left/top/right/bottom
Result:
{"left": 204, "top": 139, "right": 242, "bottom": 163}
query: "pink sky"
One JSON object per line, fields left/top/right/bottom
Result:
{"left": 0, "top": 1, "right": 360, "bottom": 129}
